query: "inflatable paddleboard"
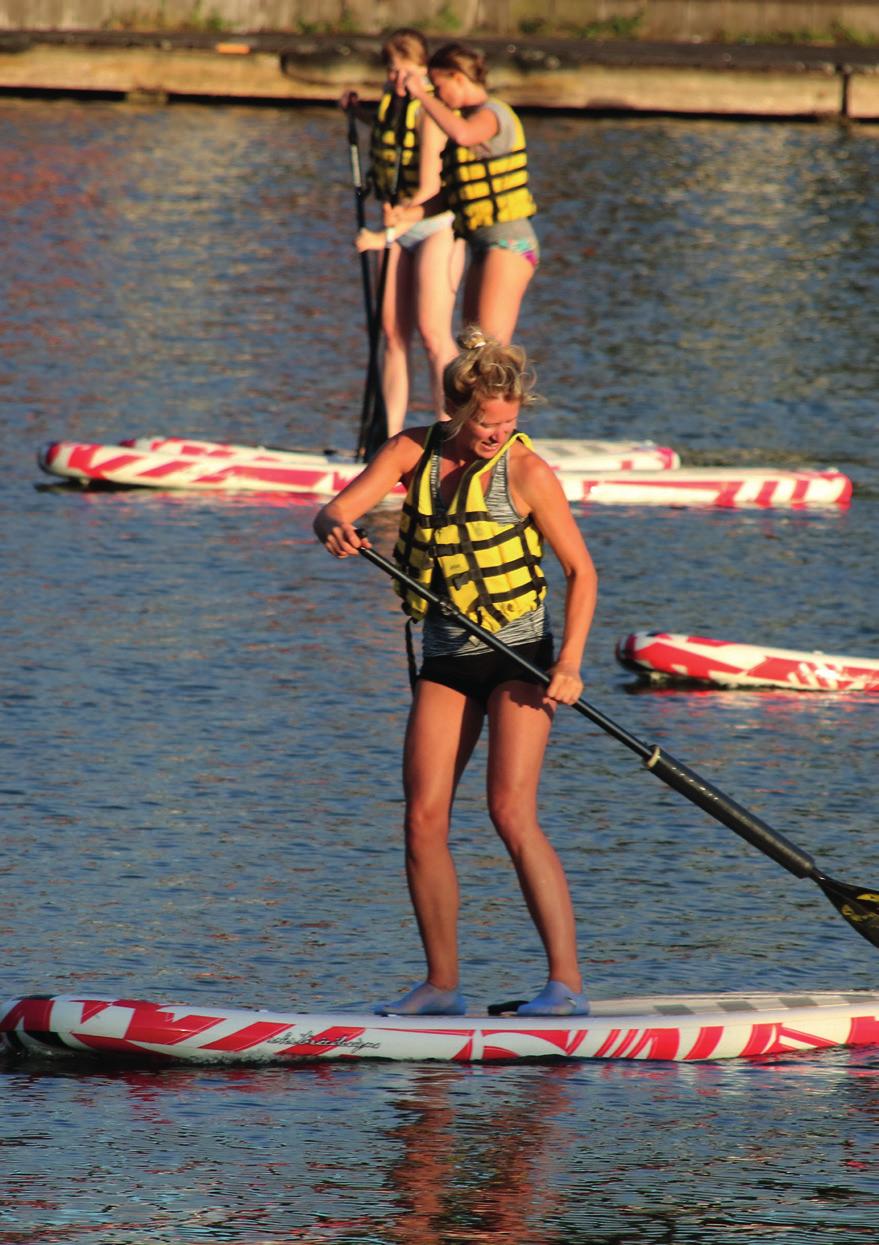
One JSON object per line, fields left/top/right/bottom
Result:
{"left": 617, "top": 631, "right": 879, "bottom": 692}
{"left": 122, "top": 434, "right": 682, "bottom": 474}
{"left": 37, "top": 440, "right": 852, "bottom": 508}
{"left": 568, "top": 467, "right": 851, "bottom": 509}
{"left": 3, "top": 990, "right": 878, "bottom": 1063}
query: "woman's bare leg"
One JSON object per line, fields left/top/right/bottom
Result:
{"left": 380, "top": 243, "right": 415, "bottom": 437}
{"left": 402, "top": 679, "right": 484, "bottom": 989}
{"left": 462, "top": 247, "right": 535, "bottom": 345}
{"left": 414, "top": 229, "right": 465, "bottom": 419}
{"left": 485, "top": 682, "right": 582, "bottom": 991}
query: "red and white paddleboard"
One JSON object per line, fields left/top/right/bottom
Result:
{"left": 37, "top": 438, "right": 852, "bottom": 509}
{"left": 3, "top": 990, "right": 879, "bottom": 1064}
{"left": 617, "top": 631, "right": 879, "bottom": 692}
{"left": 567, "top": 467, "right": 851, "bottom": 509}
{"left": 38, "top": 440, "right": 388, "bottom": 498}
{"left": 122, "top": 434, "right": 682, "bottom": 474}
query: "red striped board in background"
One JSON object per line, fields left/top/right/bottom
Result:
{"left": 38, "top": 440, "right": 852, "bottom": 508}
{"left": 616, "top": 632, "right": 879, "bottom": 692}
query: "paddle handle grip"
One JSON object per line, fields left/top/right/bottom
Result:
{"left": 645, "top": 747, "right": 816, "bottom": 880}
{"left": 347, "top": 105, "right": 366, "bottom": 195}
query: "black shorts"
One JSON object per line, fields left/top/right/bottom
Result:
{"left": 418, "top": 635, "right": 554, "bottom": 708}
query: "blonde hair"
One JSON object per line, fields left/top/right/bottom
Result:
{"left": 382, "top": 28, "right": 428, "bottom": 68}
{"left": 442, "top": 327, "right": 539, "bottom": 432}
{"left": 428, "top": 42, "right": 488, "bottom": 85}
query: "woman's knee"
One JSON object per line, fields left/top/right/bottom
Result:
{"left": 404, "top": 802, "right": 450, "bottom": 855}
{"left": 416, "top": 320, "right": 454, "bottom": 366}
{"left": 383, "top": 320, "right": 410, "bottom": 354}
{"left": 487, "top": 791, "right": 538, "bottom": 850}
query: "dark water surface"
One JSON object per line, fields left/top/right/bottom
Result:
{"left": 1, "top": 99, "right": 878, "bottom": 1243}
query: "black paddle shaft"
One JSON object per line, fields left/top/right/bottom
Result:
{"left": 358, "top": 544, "right": 879, "bottom": 949}
{"left": 347, "top": 105, "right": 376, "bottom": 337}
{"left": 347, "top": 102, "right": 390, "bottom": 461}
{"left": 358, "top": 546, "right": 820, "bottom": 881}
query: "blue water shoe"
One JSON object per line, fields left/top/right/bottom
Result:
{"left": 517, "top": 980, "right": 590, "bottom": 1017}
{"left": 375, "top": 982, "right": 468, "bottom": 1016}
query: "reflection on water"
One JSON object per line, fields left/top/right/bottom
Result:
{"left": 1, "top": 98, "right": 878, "bottom": 1242}
{"left": 3, "top": 1053, "right": 879, "bottom": 1242}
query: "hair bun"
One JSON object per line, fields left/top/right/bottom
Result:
{"left": 442, "top": 326, "right": 540, "bottom": 430}
{"left": 457, "top": 326, "right": 492, "bottom": 353}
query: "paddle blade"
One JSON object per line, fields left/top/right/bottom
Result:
{"left": 816, "top": 874, "right": 879, "bottom": 949}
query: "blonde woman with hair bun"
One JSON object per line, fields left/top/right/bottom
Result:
{"left": 315, "top": 331, "right": 597, "bottom": 1020}
{"left": 441, "top": 325, "right": 537, "bottom": 432}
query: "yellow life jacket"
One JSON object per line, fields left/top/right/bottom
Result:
{"left": 393, "top": 424, "right": 546, "bottom": 632}
{"left": 369, "top": 88, "right": 422, "bottom": 202}
{"left": 441, "top": 98, "right": 536, "bottom": 235}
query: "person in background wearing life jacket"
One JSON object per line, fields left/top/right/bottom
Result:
{"left": 313, "top": 328, "right": 597, "bottom": 1018}
{"left": 372, "top": 42, "right": 539, "bottom": 345}
{"left": 341, "top": 29, "right": 464, "bottom": 437}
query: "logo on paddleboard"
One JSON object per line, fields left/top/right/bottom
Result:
{"left": 266, "top": 1028, "right": 381, "bottom": 1053}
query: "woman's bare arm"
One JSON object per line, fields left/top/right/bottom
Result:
{"left": 512, "top": 449, "right": 598, "bottom": 704}
{"left": 313, "top": 430, "right": 426, "bottom": 556}
{"left": 402, "top": 73, "right": 500, "bottom": 148}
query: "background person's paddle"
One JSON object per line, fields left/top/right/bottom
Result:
{"left": 346, "top": 101, "right": 389, "bottom": 461}
{"left": 359, "top": 542, "right": 879, "bottom": 951}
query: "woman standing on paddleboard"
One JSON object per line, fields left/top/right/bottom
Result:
{"left": 314, "top": 328, "right": 597, "bottom": 1017}
{"left": 344, "top": 29, "right": 464, "bottom": 436}
{"left": 366, "top": 41, "right": 539, "bottom": 345}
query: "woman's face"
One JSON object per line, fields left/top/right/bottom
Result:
{"left": 429, "top": 68, "right": 468, "bottom": 109}
{"left": 387, "top": 53, "right": 424, "bottom": 95}
{"left": 458, "top": 396, "right": 520, "bottom": 459}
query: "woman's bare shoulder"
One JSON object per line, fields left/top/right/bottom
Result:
{"left": 381, "top": 424, "right": 434, "bottom": 475}
{"left": 509, "top": 437, "right": 555, "bottom": 481}
{"left": 508, "top": 437, "right": 568, "bottom": 510}
{"left": 392, "top": 425, "right": 432, "bottom": 455}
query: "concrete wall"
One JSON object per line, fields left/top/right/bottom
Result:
{"left": 2, "top": 0, "right": 879, "bottom": 41}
